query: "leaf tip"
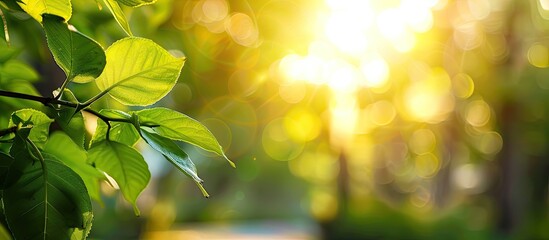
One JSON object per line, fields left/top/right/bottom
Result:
{"left": 133, "top": 204, "right": 141, "bottom": 217}
{"left": 224, "top": 154, "right": 236, "bottom": 168}
{"left": 196, "top": 181, "right": 210, "bottom": 198}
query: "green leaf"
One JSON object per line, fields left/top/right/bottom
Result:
{"left": 0, "top": 59, "right": 39, "bottom": 82}
{"left": 140, "top": 127, "right": 209, "bottom": 197}
{"left": 17, "top": 0, "right": 72, "bottom": 22}
{"left": 54, "top": 89, "right": 86, "bottom": 146}
{"left": 87, "top": 140, "right": 150, "bottom": 215}
{"left": 4, "top": 127, "right": 33, "bottom": 187}
{"left": 9, "top": 109, "right": 54, "bottom": 148}
{"left": 102, "top": 0, "right": 133, "bottom": 36}
{"left": 0, "top": 151, "right": 19, "bottom": 189}
{"left": 95, "top": 37, "right": 184, "bottom": 106}
{"left": 44, "top": 132, "right": 106, "bottom": 203}
{"left": 136, "top": 107, "right": 234, "bottom": 167}
{"left": 43, "top": 14, "right": 106, "bottom": 83}
{"left": 89, "top": 109, "right": 140, "bottom": 147}
{"left": 2, "top": 155, "right": 93, "bottom": 240}
{"left": 115, "top": 0, "right": 155, "bottom": 7}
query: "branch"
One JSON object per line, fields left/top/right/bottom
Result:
{"left": 0, "top": 89, "right": 78, "bottom": 108}
{"left": 84, "top": 109, "right": 159, "bottom": 128}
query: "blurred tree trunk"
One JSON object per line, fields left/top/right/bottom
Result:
{"left": 496, "top": 102, "right": 525, "bottom": 234}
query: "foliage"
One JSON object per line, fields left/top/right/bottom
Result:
{"left": 0, "top": 0, "right": 233, "bottom": 239}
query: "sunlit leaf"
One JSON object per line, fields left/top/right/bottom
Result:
{"left": 87, "top": 140, "right": 150, "bottom": 215}
{"left": 136, "top": 107, "right": 234, "bottom": 167}
{"left": 44, "top": 132, "right": 106, "bottom": 203}
{"left": 95, "top": 37, "right": 184, "bottom": 106}
{"left": 89, "top": 109, "right": 140, "bottom": 147}
{"left": 115, "top": 0, "right": 155, "bottom": 7}
{"left": 140, "top": 127, "right": 209, "bottom": 197}
{"left": 102, "top": 0, "right": 133, "bottom": 36}
{"left": 0, "top": 59, "right": 39, "bottom": 82}
{"left": 43, "top": 14, "right": 106, "bottom": 83}
{"left": 17, "top": 0, "right": 71, "bottom": 22}
{"left": 2, "top": 155, "right": 93, "bottom": 240}
{"left": 9, "top": 109, "right": 53, "bottom": 148}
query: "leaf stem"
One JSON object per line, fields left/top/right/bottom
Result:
{"left": 54, "top": 77, "right": 72, "bottom": 100}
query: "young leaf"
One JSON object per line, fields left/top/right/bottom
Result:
{"left": 136, "top": 107, "right": 234, "bottom": 167}
{"left": 55, "top": 89, "right": 86, "bottom": 146}
{"left": 95, "top": 37, "right": 184, "bottom": 106}
{"left": 89, "top": 109, "right": 140, "bottom": 147}
{"left": 8, "top": 109, "right": 54, "bottom": 148}
{"left": 2, "top": 155, "right": 93, "bottom": 240}
{"left": 43, "top": 14, "right": 106, "bottom": 83}
{"left": 44, "top": 132, "right": 106, "bottom": 203}
{"left": 140, "top": 127, "right": 209, "bottom": 197}
{"left": 115, "top": 0, "right": 155, "bottom": 7}
{"left": 102, "top": 0, "right": 133, "bottom": 36}
{"left": 87, "top": 140, "right": 150, "bottom": 215}
{"left": 17, "top": 0, "right": 72, "bottom": 22}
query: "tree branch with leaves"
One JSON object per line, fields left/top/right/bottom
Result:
{"left": 0, "top": 0, "right": 233, "bottom": 239}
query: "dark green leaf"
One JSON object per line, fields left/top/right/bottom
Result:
{"left": 2, "top": 155, "right": 92, "bottom": 240}
{"left": 43, "top": 14, "right": 106, "bottom": 83}
{"left": 140, "top": 127, "right": 209, "bottom": 197}
{"left": 87, "top": 140, "right": 150, "bottom": 215}
{"left": 0, "top": 151, "right": 19, "bottom": 189}
{"left": 44, "top": 132, "right": 106, "bottom": 203}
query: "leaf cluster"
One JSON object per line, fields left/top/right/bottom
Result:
{"left": 0, "top": 0, "right": 233, "bottom": 239}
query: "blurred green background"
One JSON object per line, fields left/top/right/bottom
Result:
{"left": 6, "top": 0, "right": 549, "bottom": 239}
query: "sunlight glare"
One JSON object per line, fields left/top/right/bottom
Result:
{"left": 360, "top": 57, "right": 390, "bottom": 87}
{"left": 328, "top": 63, "right": 361, "bottom": 93}
{"left": 377, "top": 8, "right": 406, "bottom": 41}
{"left": 400, "top": 0, "right": 434, "bottom": 33}
{"left": 324, "top": 12, "right": 371, "bottom": 55}
{"left": 330, "top": 95, "right": 358, "bottom": 149}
